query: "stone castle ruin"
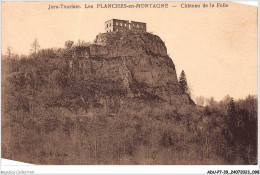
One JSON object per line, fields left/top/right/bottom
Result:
{"left": 105, "top": 19, "right": 146, "bottom": 33}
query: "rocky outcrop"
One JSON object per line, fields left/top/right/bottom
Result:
{"left": 70, "top": 31, "right": 194, "bottom": 113}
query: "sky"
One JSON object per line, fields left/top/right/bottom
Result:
{"left": 2, "top": 1, "right": 258, "bottom": 101}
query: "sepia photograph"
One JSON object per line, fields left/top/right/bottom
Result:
{"left": 1, "top": 0, "right": 258, "bottom": 170}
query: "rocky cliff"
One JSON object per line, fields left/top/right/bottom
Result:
{"left": 69, "top": 31, "right": 194, "bottom": 115}
{"left": 3, "top": 29, "right": 258, "bottom": 166}
{"left": 1, "top": 30, "right": 198, "bottom": 165}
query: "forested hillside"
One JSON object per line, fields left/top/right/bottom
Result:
{"left": 1, "top": 32, "right": 257, "bottom": 164}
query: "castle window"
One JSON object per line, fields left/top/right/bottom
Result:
{"left": 125, "top": 23, "right": 127, "bottom": 27}
{"left": 120, "top": 23, "right": 122, "bottom": 26}
{"left": 107, "top": 24, "right": 108, "bottom": 27}
{"left": 110, "top": 23, "right": 111, "bottom": 26}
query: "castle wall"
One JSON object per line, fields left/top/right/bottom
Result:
{"left": 105, "top": 19, "right": 129, "bottom": 32}
{"left": 130, "top": 21, "right": 146, "bottom": 32}
{"left": 113, "top": 19, "right": 129, "bottom": 32}
{"left": 105, "top": 19, "right": 146, "bottom": 33}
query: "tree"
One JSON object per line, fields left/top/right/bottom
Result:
{"left": 179, "top": 70, "right": 189, "bottom": 94}
{"left": 6, "top": 46, "right": 13, "bottom": 59}
{"left": 227, "top": 98, "right": 236, "bottom": 117}
{"left": 225, "top": 97, "right": 257, "bottom": 164}
{"left": 195, "top": 96, "right": 206, "bottom": 106}
{"left": 30, "top": 39, "right": 40, "bottom": 55}
{"left": 225, "top": 98, "right": 238, "bottom": 154}
{"left": 65, "top": 40, "right": 74, "bottom": 49}
{"left": 206, "top": 97, "right": 217, "bottom": 109}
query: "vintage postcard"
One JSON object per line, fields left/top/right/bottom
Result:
{"left": 1, "top": 0, "right": 259, "bottom": 174}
